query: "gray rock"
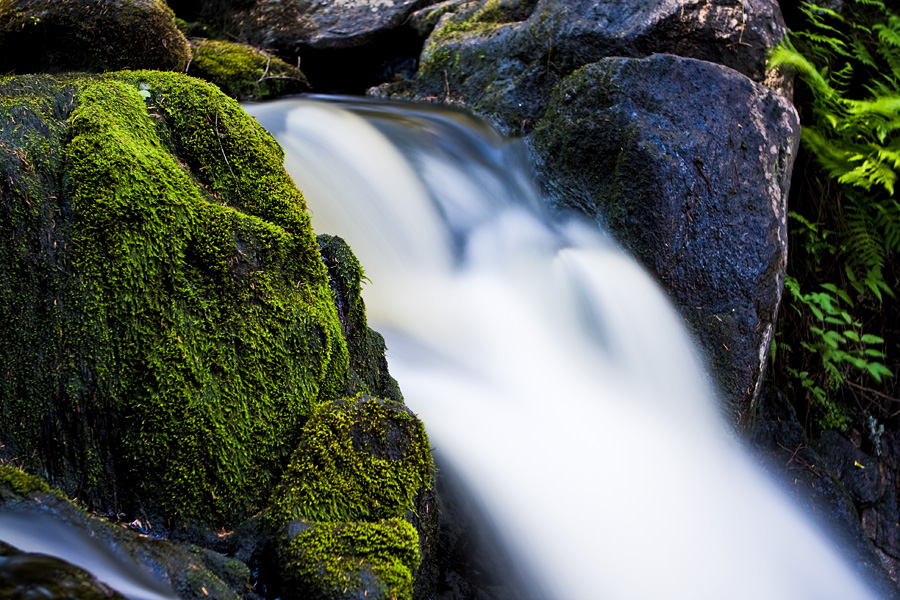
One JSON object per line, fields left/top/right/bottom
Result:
{"left": 377, "top": 0, "right": 786, "bottom": 134}
{"left": 529, "top": 54, "right": 799, "bottom": 421}
{"left": 243, "top": 0, "right": 441, "bottom": 50}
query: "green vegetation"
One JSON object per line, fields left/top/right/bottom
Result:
{"left": 268, "top": 395, "right": 433, "bottom": 525}
{"left": 0, "top": 71, "right": 348, "bottom": 525}
{"left": 268, "top": 394, "right": 434, "bottom": 600}
{"left": 770, "top": 0, "right": 899, "bottom": 431}
{"left": 282, "top": 519, "right": 420, "bottom": 600}
{"left": 0, "top": 464, "right": 51, "bottom": 498}
{"left": 187, "top": 39, "right": 309, "bottom": 101}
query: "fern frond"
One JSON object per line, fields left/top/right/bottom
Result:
{"left": 770, "top": 44, "right": 838, "bottom": 100}
{"left": 875, "top": 198, "right": 900, "bottom": 251}
{"left": 843, "top": 203, "right": 887, "bottom": 272}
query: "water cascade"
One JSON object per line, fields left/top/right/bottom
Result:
{"left": 246, "top": 96, "right": 880, "bottom": 600}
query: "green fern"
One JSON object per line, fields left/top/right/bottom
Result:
{"left": 770, "top": 0, "right": 899, "bottom": 429}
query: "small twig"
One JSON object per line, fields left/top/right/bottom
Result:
{"left": 444, "top": 69, "right": 450, "bottom": 99}
{"left": 547, "top": 33, "right": 552, "bottom": 75}
{"left": 846, "top": 380, "right": 899, "bottom": 403}
{"left": 213, "top": 106, "right": 237, "bottom": 188}
{"left": 256, "top": 55, "right": 272, "bottom": 84}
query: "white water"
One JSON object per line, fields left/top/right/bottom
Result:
{"left": 247, "top": 96, "right": 881, "bottom": 600}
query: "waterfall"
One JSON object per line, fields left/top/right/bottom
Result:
{"left": 246, "top": 96, "right": 880, "bottom": 600}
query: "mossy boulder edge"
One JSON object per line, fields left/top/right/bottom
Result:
{"left": 0, "top": 0, "right": 190, "bottom": 74}
{"left": 0, "top": 70, "right": 349, "bottom": 528}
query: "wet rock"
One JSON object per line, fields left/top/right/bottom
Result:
{"left": 0, "top": 550, "right": 129, "bottom": 600}
{"left": 749, "top": 393, "right": 900, "bottom": 600}
{"left": 170, "top": 0, "right": 446, "bottom": 91}
{"left": 0, "top": 465, "right": 248, "bottom": 600}
{"left": 529, "top": 54, "right": 799, "bottom": 421}
{"left": 0, "top": 0, "right": 190, "bottom": 73}
{"left": 187, "top": 39, "right": 309, "bottom": 101}
{"left": 377, "top": 0, "right": 786, "bottom": 134}
{"left": 268, "top": 394, "right": 437, "bottom": 600}
{"left": 243, "top": 0, "right": 442, "bottom": 51}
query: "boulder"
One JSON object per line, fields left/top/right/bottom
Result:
{"left": 187, "top": 38, "right": 310, "bottom": 101}
{"left": 0, "top": 71, "right": 349, "bottom": 527}
{"left": 168, "top": 0, "right": 446, "bottom": 91}
{"left": 268, "top": 394, "right": 437, "bottom": 600}
{"left": 0, "top": 0, "right": 190, "bottom": 73}
{"left": 377, "top": 0, "right": 786, "bottom": 134}
{"left": 529, "top": 54, "right": 799, "bottom": 421}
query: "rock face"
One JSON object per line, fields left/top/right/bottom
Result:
{"left": 375, "top": 0, "right": 795, "bottom": 421}
{"left": 380, "top": 0, "right": 786, "bottom": 134}
{"left": 243, "top": 0, "right": 440, "bottom": 50}
{"left": 0, "top": 0, "right": 190, "bottom": 73}
{"left": 530, "top": 54, "right": 799, "bottom": 421}
{"left": 170, "top": 0, "right": 445, "bottom": 91}
{"left": 0, "top": 71, "right": 348, "bottom": 527}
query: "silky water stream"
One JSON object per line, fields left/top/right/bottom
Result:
{"left": 246, "top": 96, "right": 881, "bottom": 600}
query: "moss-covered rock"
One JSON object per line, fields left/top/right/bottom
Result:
{"left": 0, "top": 0, "right": 190, "bottom": 74}
{"left": 318, "top": 235, "right": 403, "bottom": 402}
{"left": 187, "top": 39, "right": 309, "bottom": 101}
{"left": 280, "top": 518, "right": 421, "bottom": 600}
{"left": 269, "top": 395, "right": 433, "bottom": 525}
{"left": 0, "top": 70, "right": 349, "bottom": 527}
{"left": 269, "top": 394, "right": 437, "bottom": 600}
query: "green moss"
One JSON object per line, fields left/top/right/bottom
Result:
{"left": 187, "top": 39, "right": 309, "bottom": 101}
{"left": 0, "top": 464, "right": 51, "bottom": 497}
{"left": 282, "top": 518, "right": 420, "bottom": 600}
{"left": 0, "top": 71, "right": 349, "bottom": 525}
{"left": 0, "top": 0, "right": 190, "bottom": 74}
{"left": 318, "top": 235, "right": 402, "bottom": 401}
{"left": 268, "top": 395, "right": 433, "bottom": 525}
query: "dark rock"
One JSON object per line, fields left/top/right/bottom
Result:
{"left": 0, "top": 71, "right": 350, "bottom": 528}
{"left": 0, "top": 551, "right": 129, "bottom": 600}
{"left": 187, "top": 39, "right": 309, "bottom": 100}
{"left": 170, "top": 0, "right": 445, "bottom": 91}
{"left": 0, "top": 465, "right": 248, "bottom": 600}
{"left": 376, "top": 0, "right": 786, "bottom": 134}
{"left": 0, "top": 0, "right": 190, "bottom": 74}
{"left": 243, "top": 0, "right": 441, "bottom": 51}
{"left": 749, "top": 392, "right": 900, "bottom": 600}
{"left": 817, "top": 429, "right": 886, "bottom": 506}
{"left": 529, "top": 54, "right": 799, "bottom": 422}
{"left": 268, "top": 394, "right": 437, "bottom": 600}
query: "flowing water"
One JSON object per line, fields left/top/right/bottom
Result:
{"left": 246, "top": 96, "right": 881, "bottom": 600}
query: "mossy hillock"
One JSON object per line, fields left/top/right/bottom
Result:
{"left": 269, "top": 394, "right": 437, "bottom": 600}
{"left": 0, "top": 70, "right": 349, "bottom": 527}
{"left": 0, "top": 0, "right": 190, "bottom": 74}
{"left": 187, "top": 39, "right": 310, "bottom": 101}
